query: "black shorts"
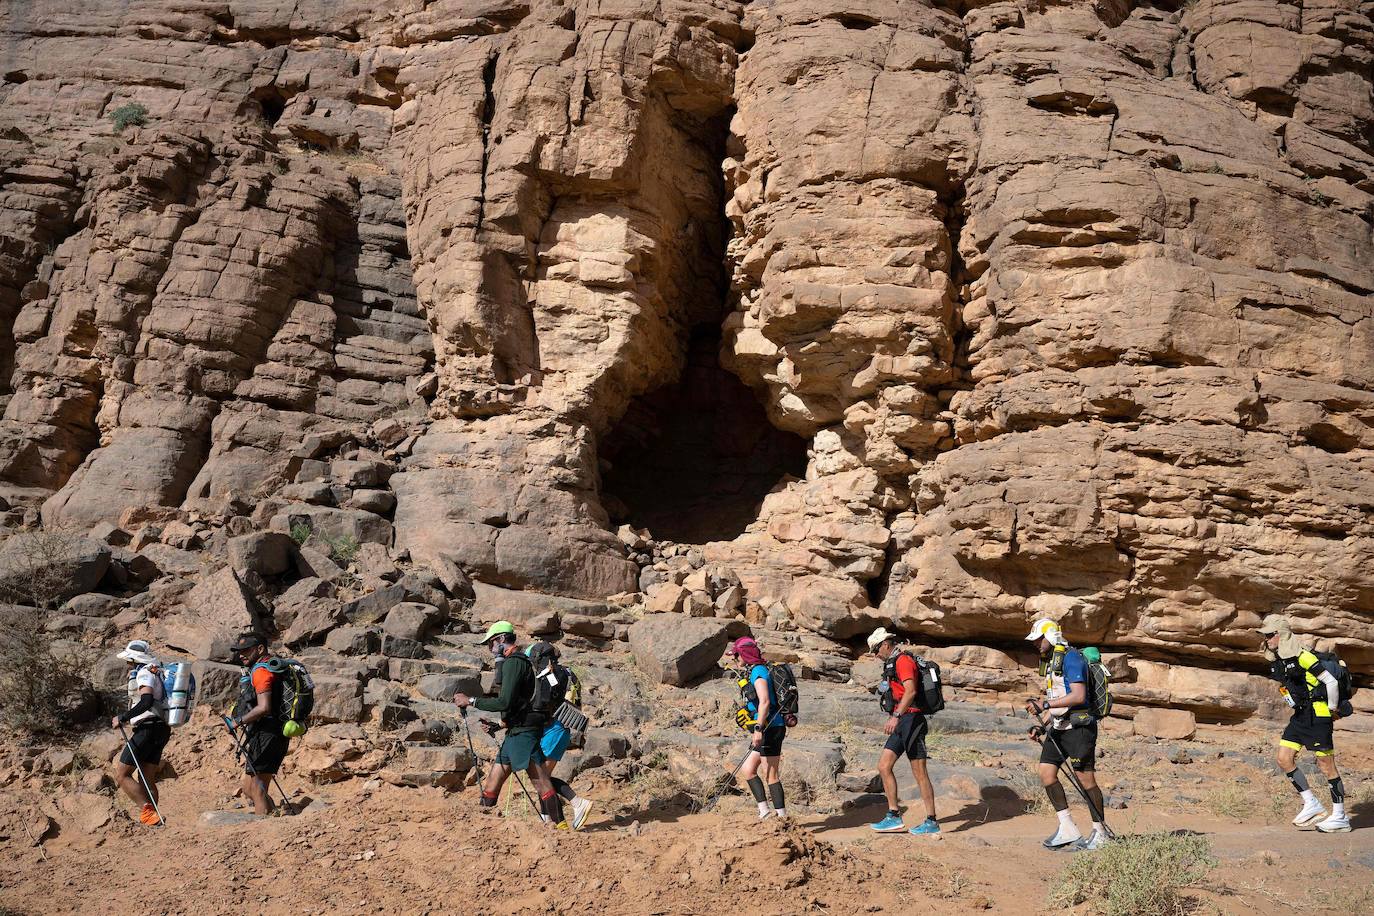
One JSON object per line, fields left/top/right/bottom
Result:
{"left": 1281, "top": 709, "right": 1335, "bottom": 756}
{"left": 243, "top": 728, "right": 290, "bottom": 775}
{"left": 883, "top": 712, "right": 928, "bottom": 761}
{"left": 119, "top": 720, "right": 171, "bottom": 766}
{"left": 1040, "top": 722, "right": 1097, "bottom": 772}
{"left": 753, "top": 724, "right": 786, "bottom": 758}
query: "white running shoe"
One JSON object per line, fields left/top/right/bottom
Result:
{"left": 1071, "top": 829, "right": 1108, "bottom": 852}
{"left": 1315, "top": 812, "right": 1351, "bottom": 834}
{"left": 1043, "top": 824, "right": 1083, "bottom": 849}
{"left": 570, "top": 797, "right": 593, "bottom": 831}
{"left": 1293, "top": 798, "right": 1327, "bottom": 827}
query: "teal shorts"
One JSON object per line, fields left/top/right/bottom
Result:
{"left": 541, "top": 721, "right": 572, "bottom": 762}
{"left": 496, "top": 729, "right": 545, "bottom": 771}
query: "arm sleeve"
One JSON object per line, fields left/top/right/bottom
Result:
{"left": 475, "top": 659, "right": 518, "bottom": 714}
{"left": 1317, "top": 670, "right": 1340, "bottom": 709}
{"left": 894, "top": 655, "right": 918, "bottom": 685}
{"left": 119, "top": 692, "right": 155, "bottom": 723}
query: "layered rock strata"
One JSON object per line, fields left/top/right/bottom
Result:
{"left": 1, "top": 0, "right": 1370, "bottom": 698}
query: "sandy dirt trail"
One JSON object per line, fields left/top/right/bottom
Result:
{"left": 4, "top": 721, "right": 1373, "bottom": 916}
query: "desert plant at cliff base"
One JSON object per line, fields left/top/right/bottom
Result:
{"left": 1049, "top": 831, "right": 1217, "bottom": 916}
{"left": 0, "top": 608, "right": 100, "bottom": 735}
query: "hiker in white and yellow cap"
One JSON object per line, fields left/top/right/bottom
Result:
{"left": 1261, "top": 614, "right": 1352, "bottom": 833}
{"left": 1025, "top": 618, "right": 1108, "bottom": 851}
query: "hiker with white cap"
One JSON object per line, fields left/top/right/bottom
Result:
{"left": 866, "top": 627, "right": 940, "bottom": 835}
{"left": 1261, "top": 614, "right": 1353, "bottom": 833}
{"left": 112, "top": 639, "right": 169, "bottom": 826}
{"left": 1025, "top": 618, "right": 1108, "bottom": 851}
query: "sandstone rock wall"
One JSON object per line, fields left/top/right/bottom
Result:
{"left": 1, "top": 0, "right": 1371, "bottom": 694}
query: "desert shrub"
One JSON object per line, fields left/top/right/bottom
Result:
{"left": 0, "top": 530, "right": 83, "bottom": 610}
{"left": 1049, "top": 832, "right": 1217, "bottom": 916}
{"left": 1004, "top": 766, "right": 1051, "bottom": 815}
{"left": 320, "top": 532, "right": 360, "bottom": 566}
{"left": 624, "top": 749, "right": 709, "bottom": 812}
{"left": 0, "top": 608, "right": 100, "bottom": 734}
{"left": 109, "top": 103, "right": 147, "bottom": 133}
{"left": 1202, "top": 782, "right": 1250, "bottom": 820}
{"left": 289, "top": 522, "right": 313, "bottom": 546}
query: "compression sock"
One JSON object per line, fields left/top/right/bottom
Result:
{"left": 746, "top": 775, "right": 768, "bottom": 815}
{"left": 1285, "top": 767, "right": 1311, "bottom": 795}
{"left": 540, "top": 790, "right": 564, "bottom": 825}
{"left": 1086, "top": 786, "right": 1106, "bottom": 830}
{"left": 1328, "top": 777, "right": 1346, "bottom": 817}
{"left": 768, "top": 781, "right": 786, "bottom": 816}
{"left": 552, "top": 777, "right": 576, "bottom": 802}
{"left": 1045, "top": 782, "right": 1069, "bottom": 812}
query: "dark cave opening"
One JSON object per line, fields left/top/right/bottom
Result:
{"left": 599, "top": 326, "right": 809, "bottom": 545}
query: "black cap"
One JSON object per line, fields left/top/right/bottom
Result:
{"left": 231, "top": 632, "right": 266, "bottom": 652}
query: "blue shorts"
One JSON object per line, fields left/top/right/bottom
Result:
{"left": 541, "top": 721, "right": 572, "bottom": 762}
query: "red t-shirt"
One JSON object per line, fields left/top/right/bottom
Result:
{"left": 251, "top": 666, "right": 276, "bottom": 695}
{"left": 888, "top": 654, "right": 918, "bottom": 707}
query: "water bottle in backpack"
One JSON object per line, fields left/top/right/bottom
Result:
{"left": 160, "top": 662, "right": 198, "bottom": 727}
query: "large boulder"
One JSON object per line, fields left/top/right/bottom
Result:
{"left": 1132, "top": 707, "right": 1198, "bottom": 741}
{"left": 269, "top": 505, "right": 393, "bottom": 547}
{"left": 469, "top": 581, "right": 615, "bottom": 632}
{"left": 628, "top": 616, "right": 733, "bottom": 686}
{"left": 311, "top": 675, "right": 364, "bottom": 723}
{"left": 192, "top": 659, "right": 246, "bottom": 710}
{"left": 163, "top": 567, "right": 270, "bottom": 661}
{"left": 0, "top": 534, "right": 111, "bottom": 605}
{"left": 228, "top": 531, "right": 296, "bottom": 577}
{"left": 382, "top": 602, "right": 444, "bottom": 641}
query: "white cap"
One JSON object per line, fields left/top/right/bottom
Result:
{"left": 116, "top": 639, "right": 158, "bottom": 667}
{"left": 1024, "top": 619, "right": 1064, "bottom": 645}
{"left": 866, "top": 627, "right": 896, "bottom": 651}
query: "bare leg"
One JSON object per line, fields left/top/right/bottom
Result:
{"left": 909, "top": 757, "right": 936, "bottom": 820}
{"left": 242, "top": 773, "right": 274, "bottom": 815}
{"left": 878, "top": 748, "right": 900, "bottom": 814}
{"left": 114, "top": 761, "right": 152, "bottom": 808}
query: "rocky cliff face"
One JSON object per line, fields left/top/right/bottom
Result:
{"left": 2, "top": 0, "right": 1371, "bottom": 706}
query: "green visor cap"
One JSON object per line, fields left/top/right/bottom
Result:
{"left": 478, "top": 620, "right": 516, "bottom": 644}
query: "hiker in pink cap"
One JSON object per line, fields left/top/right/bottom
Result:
{"left": 726, "top": 636, "right": 789, "bottom": 820}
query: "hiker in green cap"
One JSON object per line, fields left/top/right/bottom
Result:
{"left": 454, "top": 621, "right": 568, "bottom": 828}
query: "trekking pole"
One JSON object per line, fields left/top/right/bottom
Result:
{"left": 117, "top": 723, "right": 166, "bottom": 827}
{"left": 1028, "top": 703, "right": 1113, "bottom": 837}
{"left": 511, "top": 769, "right": 546, "bottom": 821}
{"left": 222, "top": 716, "right": 295, "bottom": 814}
{"left": 467, "top": 712, "right": 547, "bottom": 824}
{"left": 459, "top": 707, "right": 486, "bottom": 784}
{"left": 698, "top": 742, "right": 756, "bottom": 813}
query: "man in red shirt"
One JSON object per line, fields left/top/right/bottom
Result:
{"left": 868, "top": 627, "right": 939, "bottom": 834}
{"left": 230, "top": 633, "right": 290, "bottom": 815}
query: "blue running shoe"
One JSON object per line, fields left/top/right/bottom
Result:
{"left": 870, "top": 813, "right": 905, "bottom": 833}
{"left": 909, "top": 817, "right": 940, "bottom": 836}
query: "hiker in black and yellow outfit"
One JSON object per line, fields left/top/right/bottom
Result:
{"left": 1262, "top": 615, "right": 1352, "bottom": 833}
{"left": 454, "top": 621, "right": 567, "bottom": 829}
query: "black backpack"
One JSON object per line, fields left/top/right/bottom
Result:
{"left": 770, "top": 663, "right": 800, "bottom": 725}
{"left": 527, "top": 642, "right": 573, "bottom": 716}
{"left": 1313, "top": 650, "right": 1357, "bottom": 705}
{"left": 738, "top": 663, "right": 801, "bottom": 727}
{"left": 235, "top": 658, "right": 315, "bottom": 735}
{"left": 880, "top": 651, "right": 944, "bottom": 715}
